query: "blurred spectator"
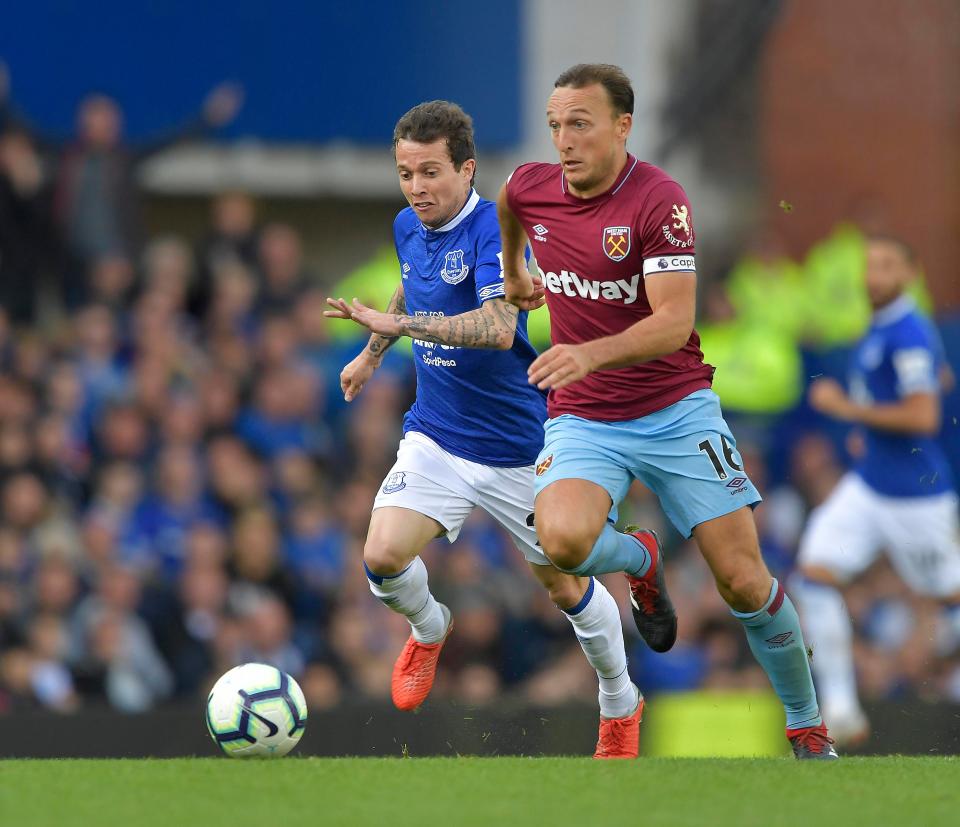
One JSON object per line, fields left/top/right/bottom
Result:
{"left": 125, "top": 445, "right": 223, "bottom": 580}
{"left": 0, "top": 126, "right": 50, "bottom": 324}
{"left": 69, "top": 564, "right": 173, "bottom": 711}
{"left": 256, "top": 223, "right": 314, "bottom": 316}
{"left": 193, "top": 191, "right": 261, "bottom": 318}
{"left": 232, "top": 592, "right": 305, "bottom": 678}
{"left": 55, "top": 86, "right": 241, "bottom": 308}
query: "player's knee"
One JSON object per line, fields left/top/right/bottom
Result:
{"left": 716, "top": 567, "right": 772, "bottom": 612}
{"left": 538, "top": 523, "right": 593, "bottom": 571}
{"left": 362, "top": 538, "right": 412, "bottom": 576}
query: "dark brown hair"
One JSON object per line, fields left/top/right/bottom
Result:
{"left": 554, "top": 63, "right": 634, "bottom": 116}
{"left": 393, "top": 101, "right": 476, "bottom": 182}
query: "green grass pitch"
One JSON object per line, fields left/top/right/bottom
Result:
{"left": 1, "top": 757, "right": 957, "bottom": 827}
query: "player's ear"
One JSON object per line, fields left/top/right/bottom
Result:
{"left": 616, "top": 113, "right": 633, "bottom": 142}
{"left": 461, "top": 158, "right": 476, "bottom": 182}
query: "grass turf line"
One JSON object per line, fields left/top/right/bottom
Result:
{"left": 1, "top": 756, "right": 957, "bottom": 827}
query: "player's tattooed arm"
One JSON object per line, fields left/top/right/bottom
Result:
{"left": 399, "top": 299, "right": 518, "bottom": 349}
{"left": 365, "top": 285, "right": 406, "bottom": 360}
{"left": 326, "top": 293, "right": 517, "bottom": 350}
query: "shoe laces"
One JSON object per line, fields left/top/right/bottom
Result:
{"left": 629, "top": 575, "right": 660, "bottom": 614}
{"left": 398, "top": 638, "right": 438, "bottom": 676}
{"left": 791, "top": 725, "right": 835, "bottom": 754}
{"left": 596, "top": 716, "right": 630, "bottom": 757}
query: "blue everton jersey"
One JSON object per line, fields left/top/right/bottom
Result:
{"left": 849, "top": 296, "right": 954, "bottom": 497}
{"left": 394, "top": 190, "right": 546, "bottom": 466}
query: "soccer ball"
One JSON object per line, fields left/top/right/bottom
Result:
{"left": 205, "top": 663, "right": 308, "bottom": 757}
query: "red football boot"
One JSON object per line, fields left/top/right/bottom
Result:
{"left": 787, "top": 723, "right": 839, "bottom": 760}
{"left": 624, "top": 528, "right": 678, "bottom": 653}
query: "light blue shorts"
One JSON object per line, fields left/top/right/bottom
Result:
{"left": 533, "top": 389, "right": 761, "bottom": 538}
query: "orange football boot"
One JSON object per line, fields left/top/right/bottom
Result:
{"left": 391, "top": 610, "right": 453, "bottom": 711}
{"left": 594, "top": 697, "right": 644, "bottom": 759}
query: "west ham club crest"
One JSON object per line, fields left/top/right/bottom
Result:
{"left": 603, "top": 227, "right": 631, "bottom": 262}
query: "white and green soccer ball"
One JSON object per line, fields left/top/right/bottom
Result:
{"left": 205, "top": 663, "right": 308, "bottom": 757}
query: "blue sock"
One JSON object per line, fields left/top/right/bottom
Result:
{"left": 732, "top": 579, "right": 822, "bottom": 730}
{"left": 561, "top": 524, "right": 651, "bottom": 578}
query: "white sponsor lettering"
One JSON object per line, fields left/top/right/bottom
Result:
{"left": 570, "top": 272, "right": 601, "bottom": 300}
{"left": 642, "top": 255, "right": 697, "bottom": 275}
{"left": 661, "top": 225, "right": 695, "bottom": 248}
{"left": 538, "top": 267, "right": 641, "bottom": 305}
{"left": 421, "top": 354, "right": 457, "bottom": 367}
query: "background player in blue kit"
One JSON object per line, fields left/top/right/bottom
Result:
{"left": 325, "top": 101, "right": 643, "bottom": 757}
{"left": 795, "top": 235, "right": 960, "bottom": 745}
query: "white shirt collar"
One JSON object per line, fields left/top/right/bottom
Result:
{"left": 423, "top": 189, "right": 480, "bottom": 233}
{"left": 872, "top": 294, "right": 914, "bottom": 327}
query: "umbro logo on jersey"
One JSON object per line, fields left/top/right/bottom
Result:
{"left": 532, "top": 224, "right": 548, "bottom": 242}
{"left": 478, "top": 284, "right": 505, "bottom": 300}
{"left": 402, "top": 262, "right": 411, "bottom": 279}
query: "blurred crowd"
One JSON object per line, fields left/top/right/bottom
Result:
{"left": 1, "top": 81, "right": 959, "bottom": 718}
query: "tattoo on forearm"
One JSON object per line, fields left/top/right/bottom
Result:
{"left": 398, "top": 299, "right": 518, "bottom": 349}
{"left": 366, "top": 286, "right": 405, "bottom": 358}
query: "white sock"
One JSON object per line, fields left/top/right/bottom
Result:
{"left": 366, "top": 556, "right": 448, "bottom": 643}
{"left": 792, "top": 576, "right": 862, "bottom": 719}
{"left": 563, "top": 577, "right": 638, "bottom": 718}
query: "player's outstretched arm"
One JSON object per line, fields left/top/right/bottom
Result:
{"left": 325, "top": 284, "right": 407, "bottom": 401}
{"left": 808, "top": 378, "right": 941, "bottom": 435}
{"left": 496, "top": 183, "right": 545, "bottom": 312}
{"left": 327, "top": 293, "right": 519, "bottom": 350}
{"left": 326, "top": 284, "right": 406, "bottom": 359}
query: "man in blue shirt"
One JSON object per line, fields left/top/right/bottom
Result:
{"left": 325, "top": 101, "right": 641, "bottom": 757}
{"left": 795, "top": 235, "right": 960, "bottom": 745}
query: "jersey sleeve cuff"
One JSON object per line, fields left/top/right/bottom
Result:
{"left": 478, "top": 284, "right": 506, "bottom": 301}
{"left": 643, "top": 254, "right": 696, "bottom": 275}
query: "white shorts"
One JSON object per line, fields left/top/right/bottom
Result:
{"left": 372, "top": 431, "right": 548, "bottom": 565}
{"left": 798, "top": 472, "right": 960, "bottom": 597}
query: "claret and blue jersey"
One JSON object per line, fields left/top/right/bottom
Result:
{"left": 850, "top": 295, "right": 954, "bottom": 497}
{"left": 393, "top": 189, "right": 546, "bottom": 466}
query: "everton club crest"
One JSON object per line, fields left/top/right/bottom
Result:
{"left": 441, "top": 249, "right": 469, "bottom": 284}
{"left": 602, "top": 227, "right": 631, "bottom": 262}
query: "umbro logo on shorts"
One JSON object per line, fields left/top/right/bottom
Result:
{"left": 536, "top": 455, "right": 553, "bottom": 476}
